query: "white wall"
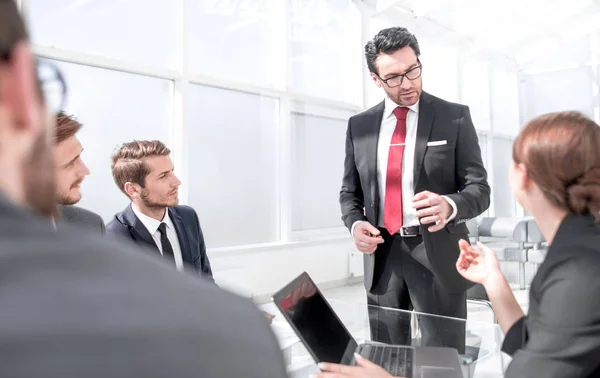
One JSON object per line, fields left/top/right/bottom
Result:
{"left": 211, "top": 238, "right": 358, "bottom": 302}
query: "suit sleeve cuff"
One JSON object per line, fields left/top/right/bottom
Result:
{"left": 442, "top": 195, "right": 458, "bottom": 222}
{"left": 501, "top": 316, "right": 527, "bottom": 356}
{"left": 350, "top": 220, "right": 363, "bottom": 237}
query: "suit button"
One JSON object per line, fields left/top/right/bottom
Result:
{"left": 370, "top": 203, "right": 375, "bottom": 208}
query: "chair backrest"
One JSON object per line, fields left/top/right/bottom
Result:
{"left": 526, "top": 219, "right": 545, "bottom": 243}
{"left": 477, "top": 217, "right": 532, "bottom": 242}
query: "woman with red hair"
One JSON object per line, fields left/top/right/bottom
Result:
{"left": 315, "top": 111, "right": 600, "bottom": 378}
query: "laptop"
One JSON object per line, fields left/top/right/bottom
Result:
{"left": 272, "top": 272, "right": 462, "bottom": 378}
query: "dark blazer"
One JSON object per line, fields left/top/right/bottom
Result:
{"left": 340, "top": 92, "right": 490, "bottom": 293}
{"left": 0, "top": 193, "right": 288, "bottom": 378}
{"left": 502, "top": 215, "right": 600, "bottom": 378}
{"left": 58, "top": 205, "right": 105, "bottom": 235}
{"left": 106, "top": 204, "right": 213, "bottom": 282}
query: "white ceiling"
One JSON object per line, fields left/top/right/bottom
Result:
{"left": 362, "top": 0, "right": 600, "bottom": 66}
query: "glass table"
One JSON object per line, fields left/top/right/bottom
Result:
{"left": 267, "top": 299, "right": 506, "bottom": 378}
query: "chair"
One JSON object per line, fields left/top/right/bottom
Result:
{"left": 478, "top": 217, "right": 531, "bottom": 289}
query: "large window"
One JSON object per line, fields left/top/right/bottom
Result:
{"left": 520, "top": 67, "right": 595, "bottom": 122}
{"left": 290, "top": 107, "right": 352, "bottom": 232}
{"left": 187, "top": 85, "right": 279, "bottom": 248}
{"left": 45, "top": 60, "right": 173, "bottom": 222}
{"left": 30, "top": 0, "right": 179, "bottom": 69}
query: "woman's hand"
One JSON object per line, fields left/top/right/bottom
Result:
{"left": 456, "top": 240, "right": 502, "bottom": 287}
{"left": 311, "top": 354, "right": 399, "bottom": 378}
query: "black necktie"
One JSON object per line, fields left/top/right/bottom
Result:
{"left": 157, "top": 222, "right": 175, "bottom": 265}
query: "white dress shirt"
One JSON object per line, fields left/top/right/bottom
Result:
{"left": 352, "top": 96, "right": 457, "bottom": 235}
{"left": 132, "top": 204, "right": 184, "bottom": 272}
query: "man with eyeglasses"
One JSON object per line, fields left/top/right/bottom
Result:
{"left": 0, "top": 1, "right": 287, "bottom": 377}
{"left": 339, "top": 27, "right": 490, "bottom": 351}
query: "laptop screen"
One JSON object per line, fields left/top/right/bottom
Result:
{"left": 274, "top": 273, "right": 357, "bottom": 364}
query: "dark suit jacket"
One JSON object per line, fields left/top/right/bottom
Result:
{"left": 340, "top": 92, "right": 490, "bottom": 293}
{"left": 501, "top": 215, "right": 600, "bottom": 378}
{"left": 106, "top": 204, "right": 213, "bottom": 282}
{"left": 0, "top": 193, "right": 287, "bottom": 378}
{"left": 58, "top": 205, "right": 105, "bottom": 235}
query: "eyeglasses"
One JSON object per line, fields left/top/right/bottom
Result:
{"left": 36, "top": 59, "right": 67, "bottom": 115}
{"left": 376, "top": 65, "right": 422, "bottom": 88}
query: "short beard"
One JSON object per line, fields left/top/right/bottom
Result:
{"left": 140, "top": 188, "right": 176, "bottom": 210}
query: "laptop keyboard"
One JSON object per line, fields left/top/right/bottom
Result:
{"left": 363, "top": 345, "right": 413, "bottom": 378}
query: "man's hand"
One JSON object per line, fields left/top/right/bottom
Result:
{"left": 353, "top": 222, "right": 384, "bottom": 254}
{"left": 311, "top": 353, "right": 398, "bottom": 378}
{"left": 413, "top": 191, "right": 452, "bottom": 232}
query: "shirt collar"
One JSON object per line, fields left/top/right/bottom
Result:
{"left": 131, "top": 203, "right": 172, "bottom": 235}
{"left": 383, "top": 96, "right": 419, "bottom": 120}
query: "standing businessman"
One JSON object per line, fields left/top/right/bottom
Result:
{"left": 340, "top": 27, "right": 490, "bottom": 347}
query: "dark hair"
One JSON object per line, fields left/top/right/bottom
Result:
{"left": 365, "top": 27, "right": 421, "bottom": 74}
{"left": 111, "top": 140, "right": 171, "bottom": 196}
{"left": 0, "top": 0, "right": 27, "bottom": 61}
{"left": 54, "top": 111, "right": 82, "bottom": 144}
{"left": 513, "top": 111, "right": 600, "bottom": 222}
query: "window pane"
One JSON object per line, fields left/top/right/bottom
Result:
{"left": 30, "top": 0, "right": 179, "bottom": 68}
{"left": 46, "top": 60, "right": 173, "bottom": 221}
{"left": 188, "top": 0, "right": 284, "bottom": 88}
{"left": 491, "top": 66, "right": 521, "bottom": 135}
{"left": 462, "top": 57, "right": 491, "bottom": 130}
{"left": 492, "top": 138, "right": 515, "bottom": 217}
{"left": 291, "top": 111, "right": 349, "bottom": 231}
{"left": 187, "top": 85, "right": 279, "bottom": 247}
{"left": 520, "top": 66, "right": 595, "bottom": 123}
{"left": 289, "top": 0, "right": 362, "bottom": 105}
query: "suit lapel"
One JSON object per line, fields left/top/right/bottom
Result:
{"left": 122, "top": 204, "right": 160, "bottom": 255}
{"left": 367, "top": 101, "right": 385, "bottom": 205}
{"left": 168, "top": 208, "right": 194, "bottom": 269}
{"left": 413, "top": 92, "right": 435, "bottom": 188}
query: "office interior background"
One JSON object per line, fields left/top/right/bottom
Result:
{"left": 24, "top": 0, "right": 600, "bottom": 300}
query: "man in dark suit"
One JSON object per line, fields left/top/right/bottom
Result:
{"left": 52, "top": 112, "right": 105, "bottom": 235}
{"left": 0, "top": 4, "right": 287, "bottom": 376}
{"left": 106, "top": 140, "right": 213, "bottom": 281}
{"left": 340, "top": 27, "right": 490, "bottom": 346}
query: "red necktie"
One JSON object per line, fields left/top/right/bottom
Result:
{"left": 384, "top": 107, "right": 409, "bottom": 234}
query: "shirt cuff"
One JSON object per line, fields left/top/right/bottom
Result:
{"left": 442, "top": 195, "right": 458, "bottom": 222}
{"left": 350, "top": 220, "right": 363, "bottom": 237}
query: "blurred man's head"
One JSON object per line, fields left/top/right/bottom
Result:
{"left": 53, "top": 112, "right": 89, "bottom": 205}
{"left": 111, "top": 140, "right": 181, "bottom": 216}
{"left": 365, "top": 27, "right": 423, "bottom": 107}
{"left": 0, "top": 0, "right": 57, "bottom": 218}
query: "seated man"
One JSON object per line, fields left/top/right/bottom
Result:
{"left": 52, "top": 112, "right": 105, "bottom": 235}
{"left": 106, "top": 140, "right": 213, "bottom": 281}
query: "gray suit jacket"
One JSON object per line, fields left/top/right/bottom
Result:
{"left": 502, "top": 215, "right": 600, "bottom": 377}
{"left": 58, "top": 205, "right": 105, "bottom": 235}
{"left": 340, "top": 92, "right": 490, "bottom": 293}
{"left": 0, "top": 194, "right": 288, "bottom": 378}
